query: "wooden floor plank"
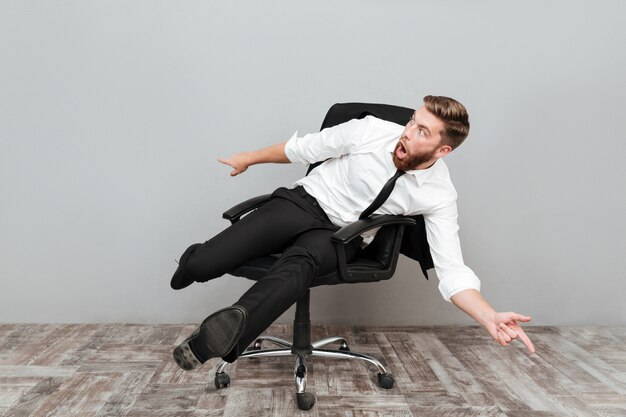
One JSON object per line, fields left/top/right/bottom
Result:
{"left": 95, "top": 371, "right": 154, "bottom": 417}
{"left": 0, "top": 324, "right": 624, "bottom": 416}
{"left": 382, "top": 332, "right": 444, "bottom": 392}
{"left": 2, "top": 377, "right": 65, "bottom": 417}
{"left": 445, "top": 342, "right": 532, "bottom": 411}
{"left": 29, "top": 373, "right": 122, "bottom": 417}
{"left": 407, "top": 333, "right": 493, "bottom": 407}
{"left": 471, "top": 344, "right": 563, "bottom": 413}
{"left": 407, "top": 405, "right": 508, "bottom": 417}
{"left": 536, "top": 333, "right": 626, "bottom": 395}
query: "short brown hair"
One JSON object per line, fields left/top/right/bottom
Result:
{"left": 423, "top": 95, "right": 470, "bottom": 150}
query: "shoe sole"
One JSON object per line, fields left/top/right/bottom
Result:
{"left": 173, "top": 342, "right": 202, "bottom": 370}
{"left": 173, "top": 306, "right": 247, "bottom": 371}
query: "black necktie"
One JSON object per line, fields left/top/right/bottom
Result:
{"left": 359, "top": 169, "right": 406, "bottom": 219}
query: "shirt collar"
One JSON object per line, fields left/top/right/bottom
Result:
{"left": 386, "top": 139, "right": 441, "bottom": 187}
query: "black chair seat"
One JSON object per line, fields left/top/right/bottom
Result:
{"left": 229, "top": 255, "right": 386, "bottom": 283}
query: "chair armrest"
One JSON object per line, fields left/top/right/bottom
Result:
{"left": 331, "top": 215, "right": 416, "bottom": 245}
{"left": 331, "top": 215, "right": 416, "bottom": 283}
{"left": 222, "top": 194, "right": 272, "bottom": 223}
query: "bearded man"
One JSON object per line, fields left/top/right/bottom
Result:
{"left": 170, "top": 95, "right": 535, "bottom": 370}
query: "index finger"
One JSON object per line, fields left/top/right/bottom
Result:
{"left": 511, "top": 323, "right": 536, "bottom": 353}
{"left": 217, "top": 158, "right": 234, "bottom": 168}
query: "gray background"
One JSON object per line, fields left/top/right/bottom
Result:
{"left": 1, "top": 1, "right": 625, "bottom": 326}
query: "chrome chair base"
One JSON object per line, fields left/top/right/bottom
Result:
{"left": 213, "top": 335, "right": 395, "bottom": 410}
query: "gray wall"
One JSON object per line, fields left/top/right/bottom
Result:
{"left": 1, "top": 1, "right": 625, "bottom": 326}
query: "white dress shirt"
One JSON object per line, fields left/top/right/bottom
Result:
{"left": 284, "top": 115, "right": 481, "bottom": 302}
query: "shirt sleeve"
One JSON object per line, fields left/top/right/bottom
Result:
{"left": 423, "top": 200, "right": 481, "bottom": 302}
{"left": 284, "top": 116, "right": 371, "bottom": 164}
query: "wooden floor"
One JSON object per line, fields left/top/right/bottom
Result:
{"left": 0, "top": 324, "right": 624, "bottom": 417}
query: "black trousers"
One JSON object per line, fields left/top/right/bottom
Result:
{"left": 178, "top": 186, "right": 362, "bottom": 359}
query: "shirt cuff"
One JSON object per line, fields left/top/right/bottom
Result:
{"left": 437, "top": 273, "right": 481, "bottom": 303}
{"left": 284, "top": 131, "right": 306, "bottom": 163}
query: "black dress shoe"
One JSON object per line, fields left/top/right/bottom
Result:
{"left": 170, "top": 243, "right": 201, "bottom": 290}
{"left": 173, "top": 305, "right": 247, "bottom": 371}
{"left": 170, "top": 265, "right": 194, "bottom": 290}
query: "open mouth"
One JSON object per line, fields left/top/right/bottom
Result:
{"left": 396, "top": 140, "right": 408, "bottom": 159}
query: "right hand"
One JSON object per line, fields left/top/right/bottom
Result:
{"left": 485, "top": 311, "right": 535, "bottom": 353}
{"left": 218, "top": 152, "right": 251, "bottom": 176}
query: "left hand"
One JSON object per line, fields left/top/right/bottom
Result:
{"left": 485, "top": 312, "right": 535, "bottom": 353}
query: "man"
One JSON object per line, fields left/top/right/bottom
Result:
{"left": 171, "top": 96, "right": 535, "bottom": 371}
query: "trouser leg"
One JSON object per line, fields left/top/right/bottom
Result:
{"left": 173, "top": 186, "right": 348, "bottom": 364}
{"left": 232, "top": 228, "right": 361, "bottom": 357}
{"left": 177, "top": 195, "right": 316, "bottom": 284}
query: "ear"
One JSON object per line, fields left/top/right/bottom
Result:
{"left": 436, "top": 144, "right": 452, "bottom": 158}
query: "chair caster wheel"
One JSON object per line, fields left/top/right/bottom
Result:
{"left": 377, "top": 373, "right": 395, "bottom": 389}
{"left": 214, "top": 372, "right": 230, "bottom": 389}
{"left": 296, "top": 392, "right": 316, "bottom": 410}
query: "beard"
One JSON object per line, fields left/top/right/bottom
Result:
{"left": 392, "top": 139, "right": 437, "bottom": 171}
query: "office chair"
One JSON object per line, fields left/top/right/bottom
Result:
{"left": 213, "top": 103, "right": 425, "bottom": 410}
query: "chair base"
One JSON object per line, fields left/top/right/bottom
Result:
{"left": 213, "top": 334, "right": 395, "bottom": 410}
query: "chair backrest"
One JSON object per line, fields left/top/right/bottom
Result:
{"left": 313, "top": 103, "right": 433, "bottom": 280}
{"left": 320, "top": 102, "right": 414, "bottom": 130}
{"left": 309, "top": 103, "right": 416, "bottom": 283}
{"left": 307, "top": 103, "right": 414, "bottom": 175}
